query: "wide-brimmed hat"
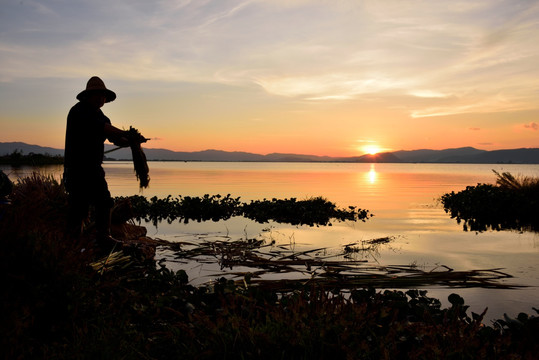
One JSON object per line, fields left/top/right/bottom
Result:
{"left": 76, "top": 76, "right": 116, "bottom": 102}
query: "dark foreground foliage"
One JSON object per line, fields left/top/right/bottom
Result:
{"left": 2, "top": 173, "right": 539, "bottom": 359}
{"left": 441, "top": 171, "right": 539, "bottom": 232}
{"left": 118, "top": 193, "right": 372, "bottom": 226}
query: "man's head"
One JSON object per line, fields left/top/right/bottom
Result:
{"left": 77, "top": 76, "right": 116, "bottom": 108}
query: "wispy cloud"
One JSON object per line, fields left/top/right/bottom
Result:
{"left": 408, "top": 90, "right": 449, "bottom": 98}
{"left": 524, "top": 122, "right": 538, "bottom": 130}
{"left": 254, "top": 73, "right": 405, "bottom": 99}
{"left": 410, "top": 93, "right": 535, "bottom": 118}
{"left": 3, "top": 0, "right": 539, "bottom": 107}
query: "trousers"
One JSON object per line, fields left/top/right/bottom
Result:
{"left": 64, "top": 167, "right": 113, "bottom": 239}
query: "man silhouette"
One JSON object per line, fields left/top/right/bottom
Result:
{"left": 64, "top": 76, "right": 135, "bottom": 246}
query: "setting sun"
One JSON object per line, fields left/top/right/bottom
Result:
{"left": 362, "top": 145, "right": 381, "bottom": 155}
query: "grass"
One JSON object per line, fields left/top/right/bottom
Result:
{"left": 2, "top": 172, "right": 539, "bottom": 359}
{"left": 493, "top": 170, "right": 539, "bottom": 191}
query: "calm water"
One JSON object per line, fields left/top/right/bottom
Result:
{"left": 3, "top": 161, "right": 539, "bottom": 322}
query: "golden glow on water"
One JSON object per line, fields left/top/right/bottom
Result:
{"left": 367, "top": 164, "right": 377, "bottom": 184}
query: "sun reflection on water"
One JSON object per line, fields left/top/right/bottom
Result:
{"left": 367, "top": 163, "right": 377, "bottom": 184}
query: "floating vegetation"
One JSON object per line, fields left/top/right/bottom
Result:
{"left": 343, "top": 236, "right": 395, "bottom": 260}
{"left": 441, "top": 171, "right": 539, "bottom": 232}
{"left": 245, "top": 266, "right": 520, "bottom": 292}
{"left": 117, "top": 194, "right": 372, "bottom": 226}
{"left": 158, "top": 235, "right": 521, "bottom": 291}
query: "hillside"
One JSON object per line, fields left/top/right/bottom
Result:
{"left": 0, "top": 142, "right": 65, "bottom": 157}
{"left": 1, "top": 142, "right": 538, "bottom": 164}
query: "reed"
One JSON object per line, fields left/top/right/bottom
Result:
{"left": 493, "top": 169, "right": 539, "bottom": 192}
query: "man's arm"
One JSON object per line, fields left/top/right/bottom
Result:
{"left": 104, "top": 123, "right": 130, "bottom": 147}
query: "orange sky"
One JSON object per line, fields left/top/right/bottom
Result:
{"left": 1, "top": 1, "right": 539, "bottom": 157}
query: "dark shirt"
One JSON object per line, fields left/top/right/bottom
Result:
{"left": 64, "top": 101, "right": 111, "bottom": 174}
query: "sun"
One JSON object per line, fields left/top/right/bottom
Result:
{"left": 362, "top": 145, "right": 381, "bottom": 155}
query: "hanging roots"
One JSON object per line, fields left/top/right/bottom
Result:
{"left": 128, "top": 126, "right": 150, "bottom": 189}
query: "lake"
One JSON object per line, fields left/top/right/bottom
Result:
{"left": 3, "top": 161, "right": 539, "bottom": 322}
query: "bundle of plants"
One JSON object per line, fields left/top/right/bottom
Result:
{"left": 128, "top": 126, "right": 150, "bottom": 189}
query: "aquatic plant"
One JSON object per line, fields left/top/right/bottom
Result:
{"left": 441, "top": 171, "right": 539, "bottom": 232}
{"left": 241, "top": 196, "right": 371, "bottom": 226}
{"left": 117, "top": 194, "right": 372, "bottom": 226}
{"left": 164, "top": 235, "right": 520, "bottom": 291}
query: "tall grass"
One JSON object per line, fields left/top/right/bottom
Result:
{"left": 493, "top": 170, "right": 539, "bottom": 192}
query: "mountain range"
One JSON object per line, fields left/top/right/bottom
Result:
{"left": 1, "top": 142, "right": 538, "bottom": 164}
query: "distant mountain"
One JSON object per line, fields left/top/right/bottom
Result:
{"left": 392, "top": 147, "right": 487, "bottom": 163}
{"left": 441, "top": 148, "right": 539, "bottom": 164}
{"left": 1, "top": 142, "right": 538, "bottom": 164}
{"left": 356, "top": 152, "right": 403, "bottom": 163}
{"left": 0, "top": 142, "right": 64, "bottom": 157}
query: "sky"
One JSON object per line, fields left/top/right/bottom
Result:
{"left": 1, "top": 0, "right": 539, "bottom": 157}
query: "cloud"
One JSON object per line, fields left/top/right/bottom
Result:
{"left": 255, "top": 73, "right": 406, "bottom": 99}
{"left": 410, "top": 94, "right": 535, "bottom": 118}
{"left": 523, "top": 122, "right": 538, "bottom": 130}
{"left": 2, "top": 0, "right": 539, "bottom": 112}
{"left": 469, "top": 127, "right": 481, "bottom": 131}
{"left": 408, "top": 90, "right": 448, "bottom": 98}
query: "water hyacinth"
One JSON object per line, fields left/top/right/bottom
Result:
{"left": 116, "top": 194, "right": 372, "bottom": 226}
{"left": 441, "top": 171, "right": 539, "bottom": 232}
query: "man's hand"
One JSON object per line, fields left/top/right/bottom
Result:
{"left": 105, "top": 124, "right": 147, "bottom": 147}
{"left": 127, "top": 126, "right": 148, "bottom": 145}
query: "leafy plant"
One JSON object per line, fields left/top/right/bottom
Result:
{"left": 117, "top": 194, "right": 372, "bottom": 226}
{"left": 441, "top": 171, "right": 539, "bottom": 232}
